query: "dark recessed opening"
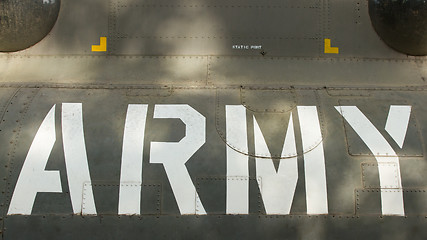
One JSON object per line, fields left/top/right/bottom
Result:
{"left": 0, "top": 0, "right": 61, "bottom": 52}
{"left": 369, "top": 0, "right": 427, "bottom": 56}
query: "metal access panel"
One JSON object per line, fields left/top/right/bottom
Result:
{"left": 110, "top": 0, "right": 321, "bottom": 56}
{"left": 338, "top": 98, "right": 423, "bottom": 157}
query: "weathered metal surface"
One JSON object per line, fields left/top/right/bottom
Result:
{"left": 369, "top": 0, "right": 427, "bottom": 56}
{"left": 0, "top": 0, "right": 427, "bottom": 239}
{"left": 0, "top": 0, "right": 60, "bottom": 52}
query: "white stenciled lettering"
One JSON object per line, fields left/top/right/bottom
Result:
{"left": 9, "top": 104, "right": 97, "bottom": 215}
{"left": 226, "top": 105, "right": 328, "bottom": 215}
{"left": 226, "top": 105, "right": 249, "bottom": 214}
{"left": 335, "top": 106, "right": 406, "bottom": 216}
{"left": 385, "top": 105, "right": 411, "bottom": 149}
{"left": 297, "top": 106, "right": 329, "bottom": 214}
{"left": 232, "top": 45, "right": 262, "bottom": 50}
{"left": 232, "top": 45, "right": 249, "bottom": 50}
{"left": 62, "top": 103, "right": 97, "bottom": 215}
{"left": 149, "top": 105, "right": 206, "bottom": 215}
{"left": 254, "top": 114, "right": 298, "bottom": 215}
{"left": 251, "top": 45, "right": 262, "bottom": 50}
{"left": 118, "top": 104, "right": 148, "bottom": 215}
{"left": 8, "top": 106, "right": 62, "bottom": 215}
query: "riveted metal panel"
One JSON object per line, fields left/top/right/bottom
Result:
{"left": 0, "top": 86, "right": 427, "bottom": 237}
{"left": 0, "top": 89, "right": 19, "bottom": 121}
{"left": 356, "top": 188, "right": 427, "bottom": 216}
{"left": 5, "top": 215, "right": 427, "bottom": 239}
{"left": 0, "top": 0, "right": 427, "bottom": 238}
{"left": 208, "top": 57, "right": 425, "bottom": 87}
{"left": 0, "top": 88, "right": 46, "bottom": 218}
{"left": 0, "top": 88, "right": 21, "bottom": 237}
{"left": 1, "top": 87, "right": 221, "bottom": 217}
{"left": 214, "top": 88, "right": 245, "bottom": 154}
{"left": 5, "top": 0, "right": 109, "bottom": 55}
{"left": 0, "top": 57, "right": 424, "bottom": 88}
{"left": 109, "top": 0, "right": 320, "bottom": 56}
{"left": 196, "top": 177, "right": 226, "bottom": 214}
{"left": 311, "top": 89, "right": 362, "bottom": 215}
{"left": 403, "top": 189, "right": 427, "bottom": 216}
{"left": 215, "top": 89, "right": 326, "bottom": 158}
{"left": 0, "top": 56, "right": 208, "bottom": 86}
{"left": 355, "top": 189, "right": 382, "bottom": 215}
{"left": 196, "top": 177, "right": 263, "bottom": 215}
{"left": 126, "top": 87, "right": 173, "bottom": 97}
{"left": 326, "top": 88, "right": 372, "bottom": 97}
{"left": 82, "top": 183, "right": 161, "bottom": 215}
{"left": 241, "top": 88, "right": 297, "bottom": 113}
{"left": 338, "top": 98, "right": 423, "bottom": 157}
{"left": 362, "top": 162, "right": 399, "bottom": 189}
{"left": 329, "top": 0, "right": 405, "bottom": 58}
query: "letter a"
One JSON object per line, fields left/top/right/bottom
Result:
{"left": 8, "top": 105, "right": 62, "bottom": 215}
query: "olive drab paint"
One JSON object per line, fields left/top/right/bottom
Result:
{"left": 8, "top": 104, "right": 411, "bottom": 216}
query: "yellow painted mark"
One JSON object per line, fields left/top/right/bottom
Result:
{"left": 324, "top": 39, "right": 339, "bottom": 54}
{"left": 92, "top": 37, "right": 107, "bottom": 52}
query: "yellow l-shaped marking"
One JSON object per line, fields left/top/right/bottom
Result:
{"left": 92, "top": 37, "right": 107, "bottom": 52}
{"left": 324, "top": 39, "right": 339, "bottom": 54}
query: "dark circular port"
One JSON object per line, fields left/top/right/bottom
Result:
{"left": 0, "top": 0, "right": 60, "bottom": 52}
{"left": 369, "top": 0, "right": 427, "bottom": 56}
